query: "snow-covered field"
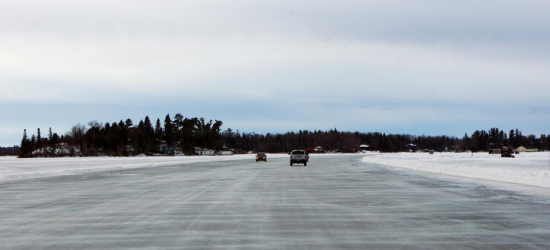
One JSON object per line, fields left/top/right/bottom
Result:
{"left": 0, "top": 154, "right": 290, "bottom": 183}
{"left": 362, "top": 152, "right": 550, "bottom": 188}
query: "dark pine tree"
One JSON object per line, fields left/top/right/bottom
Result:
{"left": 36, "top": 128, "right": 42, "bottom": 155}
{"left": 142, "top": 116, "right": 154, "bottom": 154}
{"left": 155, "top": 118, "right": 163, "bottom": 141}
{"left": 47, "top": 127, "right": 55, "bottom": 156}
{"left": 164, "top": 114, "right": 174, "bottom": 146}
{"left": 19, "top": 129, "right": 31, "bottom": 158}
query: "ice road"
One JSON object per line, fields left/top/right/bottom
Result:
{"left": 1, "top": 155, "right": 549, "bottom": 249}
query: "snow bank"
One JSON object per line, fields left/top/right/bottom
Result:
{"left": 361, "top": 152, "right": 550, "bottom": 188}
{"left": 0, "top": 154, "right": 289, "bottom": 183}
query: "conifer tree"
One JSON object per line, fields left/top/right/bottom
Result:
{"left": 155, "top": 118, "right": 163, "bottom": 141}
{"left": 19, "top": 129, "right": 30, "bottom": 157}
{"left": 142, "top": 116, "right": 155, "bottom": 154}
{"left": 37, "top": 128, "right": 42, "bottom": 154}
{"left": 137, "top": 120, "right": 145, "bottom": 153}
{"left": 118, "top": 120, "right": 128, "bottom": 155}
{"left": 125, "top": 118, "right": 133, "bottom": 128}
{"left": 47, "top": 127, "right": 54, "bottom": 156}
{"left": 164, "top": 114, "right": 174, "bottom": 146}
{"left": 30, "top": 134, "right": 36, "bottom": 155}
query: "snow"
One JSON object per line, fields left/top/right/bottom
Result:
{"left": 0, "top": 154, "right": 289, "bottom": 184}
{"left": 361, "top": 152, "right": 550, "bottom": 188}
{"left": 3, "top": 152, "right": 549, "bottom": 190}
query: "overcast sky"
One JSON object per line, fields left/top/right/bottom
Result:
{"left": 1, "top": 0, "right": 550, "bottom": 146}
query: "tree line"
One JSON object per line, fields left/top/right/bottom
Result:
{"left": 0, "top": 146, "right": 19, "bottom": 156}
{"left": 18, "top": 114, "right": 549, "bottom": 157}
{"left": 221, "top": 128, "right": 547, "bottom": 153}
{"left": 19, "top": 114, "right": 222, "bottom": 157}
{"left": 461, "top": 128, "right": 547, "bottom": 152}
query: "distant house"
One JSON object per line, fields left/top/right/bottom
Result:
{"left": 516, "top": 146, "right": 538, "bottom": 153}
{"left": 405, "top": 144, "right": 417, "bottom": 152}
{"left": 359, "top": 144, "right": 372, "bottom": 151}
{"left": 304, "top": 147, "right": 315, "bottom": 153}
{"left": 305, "top": 146, "right": 325, "bottom": 154}
{"left": 338, "top": 146, "right": 357, "bottom": 153}
{"left": 488, "top": 143, "right": 501, "bottom": 154}
{"left": 194, "top": 147, "right": 215, "bottom": 155}
{"left": 488, "top": 148, "right": 501, "bottom": 154}
{"left": 218, "top": 150, "right": 233, "bottom": 155}
{"left": 315, "top": 146, "right": 325, "bottom": 153}
{"left": 233, "top": 149, "right": 247, "bottom": 154}
{"left": 158, "top": 141, "right": 175, "bottom": 155}
{"left": 217, "top": 146, "right": 234, "bottom": 155}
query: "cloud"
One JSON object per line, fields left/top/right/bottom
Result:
{"left": 1, "top": 0, "right": 549, "bottom": 145}
{"left": 2, "top": 35, "right": 549, "bottom": 105}
{"left": 4, "top": 1, "right": 549, "bottom": 46}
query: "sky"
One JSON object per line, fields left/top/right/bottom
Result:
{"left": 1, "top": 0, "right": 550, "bottom": 146}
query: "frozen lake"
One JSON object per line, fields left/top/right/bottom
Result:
{"left": 1, "top": 155, "right": 550, "bottom": 249}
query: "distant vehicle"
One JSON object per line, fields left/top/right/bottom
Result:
{"left": 256, "top": 153, "right": 267, "bottom": 162}
{"left": 501, "top": 147, "right": 515, "bottom": 158}
{"left": 290, "top": 150, "right": 308, "bottom": 166}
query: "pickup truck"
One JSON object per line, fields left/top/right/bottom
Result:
{"left": 290, "top": 150, "right": 308, "bottom": 166}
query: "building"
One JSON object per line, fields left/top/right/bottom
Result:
{"left": 195, "top": 147, "right": 215, "bottom": 155}
{"left": 158, "top": 141, "right": 175, "bottom": 155}
{"left": 516, "top": 146, "right": 538, "bottom": 153}
{"left": 218, "top": 150, "right": 233, "bottom": 155}
{"left": 359, "top": 144, "right": 371, "bottom": 151}
{"left": 406, "top": 144, "right": 417, "bottom": 152}
{"left": 305, "top": 146, "right": 325, "bottom": 154}
{"left": 338, "top": 146, "right": 357, "bottom": 153}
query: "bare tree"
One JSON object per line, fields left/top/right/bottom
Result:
{"left": 68, "top": 123, "right": 87, "bottom": 155}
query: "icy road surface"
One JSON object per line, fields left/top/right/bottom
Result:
{"left": 1, "top": 155, "right": 550, "bottom": 249}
